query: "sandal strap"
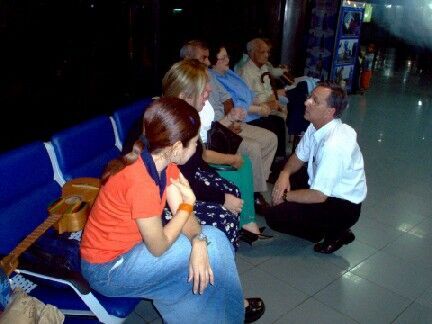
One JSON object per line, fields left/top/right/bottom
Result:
{"left": 257, "top": 233, "right": 273, "bottom": 240}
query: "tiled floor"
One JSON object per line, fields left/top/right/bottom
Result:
{"left": 127, "top": 51, "right": 432, "bottom": 323}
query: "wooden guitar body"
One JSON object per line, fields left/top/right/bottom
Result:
{"left": 0, "top": 178, "right": 101, "bottom": 275}
{"left": 53, "top": 177, "right": 100, "bottom": 234}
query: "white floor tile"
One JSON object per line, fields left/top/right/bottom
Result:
{"left": 315, "top": 272, "right": 411, "bottom": 323}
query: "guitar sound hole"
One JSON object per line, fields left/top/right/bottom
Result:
{"left": 73, "top": 201, "right": 87, "bottom": 212}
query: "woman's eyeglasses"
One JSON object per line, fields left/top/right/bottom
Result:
{"left": 217, "top": 55, "right": 229, "bottom": 61}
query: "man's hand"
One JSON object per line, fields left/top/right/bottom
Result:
{"left": 228, "top": 107, "right": 246, "bottom": 122}
{"left": 189, "top": 240, "right": 214, "bottom": 294}
{"left": 228, "top": 122, "right": 242, "bottom": 134}
{"left": 276, "top": 89, "right": 287, "bottom": 98}
{"left": 272, "top": 170, "right": 290, "bottom": 205}
{"left": 259, "top": 103, "right": 271, "bottom": 117}
{"left": 264, "top": 100, "right": 280, "bottom": 111}
{"left": 281, "top": 72, "right": 294, "bottom": 85}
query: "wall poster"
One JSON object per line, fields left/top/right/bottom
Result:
{"left": 330, "top": 1, "right": 365, "bottom": 93}
{"left": 304, "top": 0, "right": 339, "bottom": 82}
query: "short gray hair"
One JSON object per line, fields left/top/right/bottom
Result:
{"left": 179, "top": 40, "right": 208, "bottom": 59}
{"left": 246, "top": 38, "right": 263, "bottom": 55}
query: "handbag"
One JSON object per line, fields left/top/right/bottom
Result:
{"left": 207, "top": 121, "right": 243, "bottom": 154}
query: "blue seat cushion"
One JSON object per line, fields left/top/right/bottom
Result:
{"left": 287, "top": 81, "right": 309, "bottom": 135}
{"left": 0, "top": 142, "right": 61, "bottom": 255}
{"left": 51, "top": 116, "right": 120, "bottom": 180}
{"left": 17, "top": 229, "right": 141, "bottom": 318}
{"left": 18, "top": 274, "right": 140, "bottom": 318}
{"left": 113, "top": 98, "right": 153, "bottom": 145}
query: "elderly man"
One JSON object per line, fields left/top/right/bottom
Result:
{"left": 236, "top": 38, "right": 289, "bottom": 110}
{"left": 180, "top": 40, "right": 234, "bottom": 127}
{"left": 236, "top": 38, "right": 288, "bottom": 159}
{"left": 236, "top": 39, "right": 293, "bottom": 89}
{"left": 180, "top": 40, "right": 276, "bottom": 215}
{"left": 265, "top": 81, "right": 367, "bottom": 254}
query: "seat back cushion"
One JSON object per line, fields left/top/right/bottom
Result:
{"left": 0, "top": 142, "right": 61, "bottom": 255}
{"left": 51, "top": 116, "right": 121, "bottom": 181}
{"left": 113, "top": 98, "right": 153, "bottom": 147}
{"left": 287, "top": 80, "right": 309, "bottom": 135}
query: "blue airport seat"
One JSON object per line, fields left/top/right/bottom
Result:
{"left": 51, "top": 116, "right": 121, "bottom": 181}
{"left": 112, "top": 98, "right": 153, "bottom": 148}
{"left": 286, "top": 80, "right": 309, "bottom": 136}
{"left": 0, "top": 141, "right": 140, "bottom": 323}
{"left": 0, "top": 141, "right": 62, "bottom": 256}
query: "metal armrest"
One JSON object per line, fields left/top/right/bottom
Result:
{"left": 18, "top": 259, "right": 90, "bottom": 294}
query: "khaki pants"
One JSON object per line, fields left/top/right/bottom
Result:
{"left": 238, "top": 123, "right": 277, "bottom": 193}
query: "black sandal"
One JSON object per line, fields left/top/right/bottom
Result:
{"left": 239, "top": 227, "right": 273, "bottom": 245}
{"left": 244, "top": 297, "right": 265, "bottom": 323}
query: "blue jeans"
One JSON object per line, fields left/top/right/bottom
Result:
{"left": 81, "top": 226, "right": 244, "bottom": 324}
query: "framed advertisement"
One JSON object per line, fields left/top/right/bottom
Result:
{"left": 330, "top": 1, "right": 365, "bottom": 93}
{"left": 341, "top": 10, "right": 362, "bottom": 37}
{"left": 304, "top": 0, "right": 339, "bottom": 81}
{"left": 332, "top": 64, "right": 354, "bottom": 90}
{"left": 335, "top": 38, "right": 359, "bottom": 65}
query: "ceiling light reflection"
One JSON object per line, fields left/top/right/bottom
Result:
{"left": 398, "top": 224, "right": 413, "bottom": 232}
{"left": 343, "top": 272, "right": 362, "bottom": 284}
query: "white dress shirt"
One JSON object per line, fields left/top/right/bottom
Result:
{"left": 295, "top": 119, "right": 367, "bottom": 204}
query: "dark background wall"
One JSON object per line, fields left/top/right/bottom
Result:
{"left": 1, "top": 0, "right": 429, "bottom": 153}
{"left": 0, "top": 0, "right": 290, "bottom": 152}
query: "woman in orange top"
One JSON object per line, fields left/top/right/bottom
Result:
{"left": 80, "top": 98, "right": 244, "bottom": 323}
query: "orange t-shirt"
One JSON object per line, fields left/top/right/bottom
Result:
{"left": 80, "top": 157, "right": 180, "bottom": 263}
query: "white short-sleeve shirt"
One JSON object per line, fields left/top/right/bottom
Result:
{"left": 295, "top": 119, "right": 367, "bottom": 204}
{"left": 198, "top": 100, "right": 215, "bottom": 144}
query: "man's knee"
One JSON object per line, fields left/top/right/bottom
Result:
{"left": 266, "top": 132, "right": 278, "bottom": 150}
{"left": 242, "top": 139, "right": 261, "bottom": 157}
{"left": 263, "top": 204, "right": 285, "bottom": 229}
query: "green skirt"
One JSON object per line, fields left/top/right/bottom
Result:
{"left": 212, "top": 155, "right": 256, "bottom": 227}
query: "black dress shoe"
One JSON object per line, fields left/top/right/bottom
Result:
{"left": 254, "top": 193, "right": 270, "bottom": 215}
{"left": 314, "top": 230, "right": 355, "bottom": 254}
{"left": 244, "top": 297, "right": 265, "bottom": 323}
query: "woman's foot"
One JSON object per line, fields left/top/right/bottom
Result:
{"left": 244, "top": 297, "right": 265, "bottom": 323}
{"left": 242, "top": 222, "right": 261, "bottom": 235}
{"left": 239, "top": 224, "right": 273, "bottom": 245}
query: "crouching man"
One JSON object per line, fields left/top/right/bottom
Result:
{"left": 265, "top": 81, "right": 367, "bottom": 254}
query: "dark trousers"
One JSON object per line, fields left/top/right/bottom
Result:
{"left": 248, "top": 115, "right": 286, "bottom": 157}
{"left": 265, "top": 168, "right": 361, "bottom": 242}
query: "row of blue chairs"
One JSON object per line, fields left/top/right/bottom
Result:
{"left": 0, "top": 98, "right": 153, "bottom": 323}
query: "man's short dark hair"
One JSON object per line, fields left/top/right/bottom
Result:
{"left": 318, "top": 81, "right": 348, "bottom": 118}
